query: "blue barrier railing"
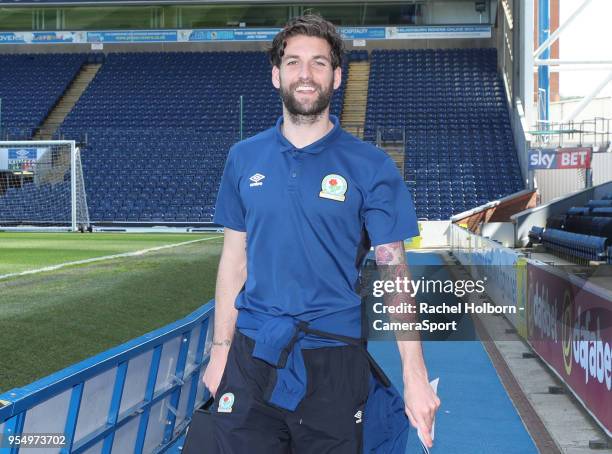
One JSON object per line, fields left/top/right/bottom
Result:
{"left": 0, "top": 301, "right": 215, "bottom": 453}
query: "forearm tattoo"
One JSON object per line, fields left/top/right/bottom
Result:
{"left": 212, "top": 339, "right": 231, "bottom": 347}
{"left": 375, "top": 242, "right": 419, "bottom": 333}
{"left": 374, "top": 241, "right": 405, "bottom": 265}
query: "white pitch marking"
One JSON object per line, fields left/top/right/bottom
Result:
{"left": 0, "top": 235, "right": 223, "bottom": 281}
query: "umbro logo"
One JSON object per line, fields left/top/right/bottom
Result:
{"left": 354, "top": 410, "right": 363, "bottom": 424}
{"left": 249, "top": 173, "right": 265, "bottom": 187}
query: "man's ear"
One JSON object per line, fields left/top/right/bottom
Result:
{"left": 272, "top": 65, "right": 281, "bottom": 89}
{"left": 333, "top": 66, "right": 342, "bottom": 90}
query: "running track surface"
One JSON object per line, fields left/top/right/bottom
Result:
{"left": 367, "top": 251, "right": 538, "bottom": 453}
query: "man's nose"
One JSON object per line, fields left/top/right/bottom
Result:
{"left": 298, "top": 62, "right": 313, "bottom": 80}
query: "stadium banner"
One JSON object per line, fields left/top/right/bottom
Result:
{"left": 341, "top": 27, "right": 386, "bottom": 40}
{"left": 0, "top": 25, "right": 493, "bottom": 45}
{"left": 0, "top": 32, "right": 26, "bottom": 43}
{"left": 87, "top": 30, "right": 178, "bottom": 43}
{"left": 528, "top": 147, "right": 593, "bottom": 170}
{"left": 31, "top": 32, "right": 76, "bottom": 43}
{"left": 526, "top": 264, "right": 612, "bottom": 435}
{"left": 1, "top": 147, "right": 46, "bottom": 171}
{"left": 180, "top": 28, "right": 279, "bottom": 42}
{"left": 387, "top": 25, "right": 491, "bottom": 39}
{"left": 0, "top": 31, "right": 77, "bottom": 44}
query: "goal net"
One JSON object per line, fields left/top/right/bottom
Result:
{"left": 0, "top": 140, "right": 90, "bottom": 231}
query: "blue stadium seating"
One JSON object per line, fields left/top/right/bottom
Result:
{"left": 541, "top": 228, "right": 608, "bottom": 262}
{"left": 1, "top": 49, "right": 524, "bottom": 225}
{"left": 586, "top": 199, "right": 612, "bottom": 208}
{"left": 56, "top": 51, "right": 348, "bottom": 223}
{"left": 0, "top": 182, "right": 71, "bottom": 223}
{"left": 567, "top": 207, "right": 591, "bottom": 216}
{"left": 528, "top": 226, "right": 544, "bottom": 243}
{"left": 592, "top": 207, "right": 612, "bottom": 217}
{"left": 0, "top": 53, "right": 87, "bottom": 139}
{"left": 533, "top": 193, "right": 612, "bottom": 262}
{"left": 365, "top": 48, "right": 523, "bottom": 220}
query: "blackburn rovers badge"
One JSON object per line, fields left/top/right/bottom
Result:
{"left": 319, "top": 174, "right": 348, "bottom": 202}
{"left": 218, "top": 392, "right": 235, "bottom": 413}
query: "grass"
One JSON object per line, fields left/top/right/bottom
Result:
{"left": 0, "top": 234, "right": 223, "bottom": 393}
{"left": 0, "top": 232, "right": 216, "bottom": 275}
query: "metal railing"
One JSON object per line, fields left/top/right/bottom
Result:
{"left": 0, "top": 301, "right": 214, "bottom": 453}
{"left": 531, "top": 117, "right": 611, "bottom": 149}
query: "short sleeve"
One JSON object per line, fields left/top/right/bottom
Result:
{"left": 213, "top": 147, "right": 246, "bottom": 232}
{"left": 362, "top": 157, "right": 419, "bottom": 246}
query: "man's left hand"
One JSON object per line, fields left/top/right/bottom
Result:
{"left": 403, "top": 371, "right": 441, "bottom": 449}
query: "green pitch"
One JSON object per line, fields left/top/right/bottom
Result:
{"left": 0, "top": 232, "right": 217, "bottom": 275}
{"left": 0, "top": 232, "right": 224, "bottom": 393}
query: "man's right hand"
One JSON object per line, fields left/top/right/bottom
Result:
{"left": 206, "top": 227, "right": 245, "bottom": 398}
{"left": 203, "top": 348, "right": 229, "bottom": 398}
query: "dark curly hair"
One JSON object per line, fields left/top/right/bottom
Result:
{"left": 268, "top": 14, "right": 344, "bottom": 70}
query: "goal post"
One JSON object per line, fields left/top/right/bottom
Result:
{"left": 0, "top": 140, "right": 90, "bottom": 231}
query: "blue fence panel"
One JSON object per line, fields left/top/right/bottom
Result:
{"left": 0, "top": 301, "right": 214, "bottom": 453}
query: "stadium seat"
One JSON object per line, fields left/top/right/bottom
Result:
{"left": 0, "top": 53, "right": 87, "bottom": 139}
{"left": 364, "top": 48, "right": 523, "bottom": 220}
{"left": 55, "top": 51, "right": 349, "bottom": 223}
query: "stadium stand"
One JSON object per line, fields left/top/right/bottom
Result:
{"left": 0, "top": 53, "right": 87, "bottom": 140}
{"left": 56, "top": 51, "right": 348, "bottom": 223}
{"left": 365, "top": 48, "right": 524, "bottom": 220}
{"left": 528, "top": 193, "right": 612, "bottom": 263}
{"left": 1, "top": 49, "right": 523, "bottom": 225}
{"left": 0, "top": 181, "right": 71, "bottom": 223}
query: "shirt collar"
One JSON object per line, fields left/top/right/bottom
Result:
{"left": 275, "top": 114, "right": 342, "bottom": 154}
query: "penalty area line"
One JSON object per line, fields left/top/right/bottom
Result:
{"left": 0, "top": 235, "right": 224, "bottom": 281}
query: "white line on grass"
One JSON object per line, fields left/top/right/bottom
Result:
{"left": 0, "top": 235, "right": 224, "bottom": 281}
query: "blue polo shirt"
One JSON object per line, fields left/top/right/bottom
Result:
{"left": 214, "top": 114, "right": 419, "bottom": 341}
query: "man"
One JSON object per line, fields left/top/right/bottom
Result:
{"left": 204, "top": 14, "right": 440, "bottom": 453}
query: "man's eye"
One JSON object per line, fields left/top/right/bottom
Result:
{"left": 315, "top": 61, "right": 327, "bottom": 66}
{"left": 287, "top": 60, "right": 297, "bottom": 65}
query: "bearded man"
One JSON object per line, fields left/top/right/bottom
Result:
{"left": 204, "top": 13, "right": 439, "bottom": 453}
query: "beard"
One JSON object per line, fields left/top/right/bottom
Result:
{"left": 279, "top": 76, "right": 334, "bottom": 123}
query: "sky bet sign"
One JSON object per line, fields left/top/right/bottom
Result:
{"left": 528, "top": 147, "right": 592, "bottom": 170}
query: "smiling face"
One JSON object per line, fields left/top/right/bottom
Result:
{"left": 272, "top": 34, "right": 342, "bottom": 119}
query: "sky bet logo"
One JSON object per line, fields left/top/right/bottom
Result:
{"left": 528, "top": 147, "right": 592, "bottom": 170}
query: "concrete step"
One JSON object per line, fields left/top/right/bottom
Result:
{"left": 340, "top": 61, "right": 370, "bottom": 133}
{"left": 343, "top": 104, "right": 367, "bottom": 108}
{"left": 34, "top": 63, "right": 101, "bottom": 140}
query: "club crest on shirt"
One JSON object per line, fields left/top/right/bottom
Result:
{"left": 218, "top": 392, "right": 235, "bottom": 413}
{"left": 319, "top": 174, "right": 347, "bottom": 202}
